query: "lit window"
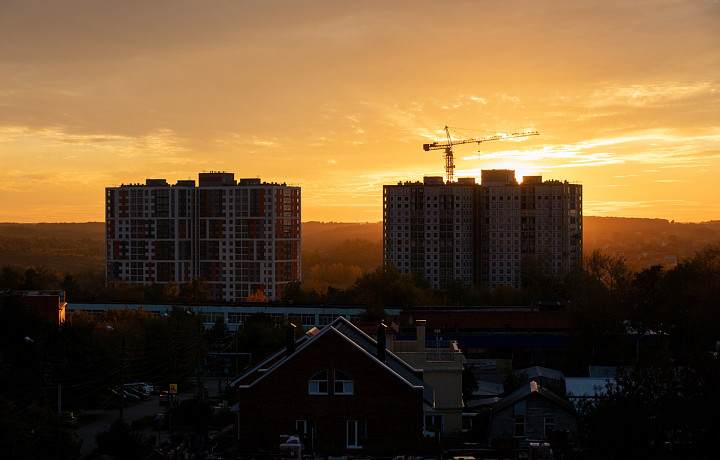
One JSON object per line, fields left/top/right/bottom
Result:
{"left": 308, "top": 370, "right": 328, "bottom": 395}
{"left": 334, "top": 370, "right": 354, "bottom": 395}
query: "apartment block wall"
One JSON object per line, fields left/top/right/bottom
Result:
{"left": 382, "top": 171, "right": 582, "bottom": 290}
{"left": 383, "top": 177, "right": 479, "bottom": 289}
{"left": 479, "top": 172, "right": 582, "bottom": 288}
{"left": 105, "top": 173, "right": 300, "bottom": 302}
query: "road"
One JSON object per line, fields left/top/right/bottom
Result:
{"left": 75, "top": 392, "right": 193, "bottom": 459}
{"left": 75, "top": 379, "right": 228, "bottom": 459}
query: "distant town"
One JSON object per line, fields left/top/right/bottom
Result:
{"left": 1, "top": 171, "right": 719, "bottom": 459}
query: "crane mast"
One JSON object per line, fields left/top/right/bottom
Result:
{"left": 423, "top": 126, "right": 539, "bottom": 182}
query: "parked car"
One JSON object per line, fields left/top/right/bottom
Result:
{"left": 123, "top": 386, "right": 147, "bottom": 400}
{"left": 158, "top": 391, "right": 171, "bottom": 406}
{"left": 126, "top": 382, "right": 157, "bottom": 395}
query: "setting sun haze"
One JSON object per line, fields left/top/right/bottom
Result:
{"left": 1, "top": 0, "right": 718, "bottom": 222}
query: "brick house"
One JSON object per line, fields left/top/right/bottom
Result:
{"left": 231, "top": 317, "right": 434, "bottom": 457}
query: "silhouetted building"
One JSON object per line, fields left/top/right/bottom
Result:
{"left": 383, "top": 170, "right": 582, "bottom": 290}
{"left": 487, "top": 381, "right": 577, "bottom": 451}
{"left": 479, "top": 170, "right": 582, "bottom": 288}
{"left": 105, "top": 172, "right": 300, "bottom": 301}
{"left": 21, "top": 290, "right": 66, "bottom": 325}
{"left": 230, "top": 316, "right": 433, "bottom": 456}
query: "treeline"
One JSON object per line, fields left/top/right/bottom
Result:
{"left": 0, "top": 295, "right": 207, "bottom": 459}
{"left": 584, "top": 216, "right": 720, "bottom": 270}
{"left": 2, "top": 219, "right": 720, "bottom": 305}
{"left": 301, "top": 238, "right": 382, "bottom": 292}
{"left": 0, "top": 223, "right": 105, "bottom": 273}
{"left": 0, "top": 265, "right": 218, "bottom": 303}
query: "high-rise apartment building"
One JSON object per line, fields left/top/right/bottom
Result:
{"left": 479, "top": 170, "right": 582, "bottom": 289}
{"left": 106, "top": 172, "right": 300, "bottom": 302}
{"left": 383, "top": 177, "right": 480, "bottom": 288}
{"left": 383, "top": 170, "right": 582, "bottom": 290}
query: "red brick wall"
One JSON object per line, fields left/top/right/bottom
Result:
{"left": 236, "top": 329, "right": 426, "bottom": 456}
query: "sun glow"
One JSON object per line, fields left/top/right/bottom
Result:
{"left": 0, "top": 1, "right": 718, "bottom": 223}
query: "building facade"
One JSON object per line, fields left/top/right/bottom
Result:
{"left": 231, "top": 317, "right": 433, "bottom": 456}
{"left": 391, "top": 319, "right": 465, "bottom": 434}
{"left": 382, "top": 170, "right": 582, "bottom": 290}
{"left": 383, "top": 176, "right": 480, "bottom": 288}
{"left": 106, "top": 172, "right": 300, "bottom": 301}
{"left": 479, "top": 170, "right": 582, "bottom": 288}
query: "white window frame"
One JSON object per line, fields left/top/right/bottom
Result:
{"left": 295, "top": 420, "right": 307, "bottom": 436}
{"left": 308, "top": 370, "right": 328, "bottom": 395}
{"left": 346, "top": 420, "right": 362, "bottom": 449}
{"left": 334, "top": 370, "right": 354, "bottom": 395}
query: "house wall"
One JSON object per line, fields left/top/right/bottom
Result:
{"left": 236, "top": 330, "right": 427, "bottom": 456}
{"left": 394, "top": 350, "right": 464, "bottom": 432}
{"left": 488, "top": 393, "right": 577, "bottom": 441}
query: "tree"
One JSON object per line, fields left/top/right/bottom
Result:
{"left": 0, "top": 399, "right": 81, "bottom": 460}
{"left": 233, "top": 313, "right": 286, "bottom": 365}
{"left": 352, "top": 264, "right": 436, "bottom": 307}
{"left": 93, "top": 419, "right": 154, "bottom": 460}
{"left": 60, "top": 274, "right": 82, "bottom": 299}
{"left": 246, "top": 288, "right": 267, "bottom": 302}
{"left": 577, "top": 354, "right": 720, "bottom": 459}
{"left": 179, "top": 277, "right": 212, "bottom": 301}
{"left": 0, "top": 266, "right": 24, "bottom": 289}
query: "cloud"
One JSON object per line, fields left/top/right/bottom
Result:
{"left": 588, "top": 81, "right": 716, "bottom": 108}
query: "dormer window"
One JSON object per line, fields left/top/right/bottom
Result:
{"left": 308, "top": 370, "right": 328, "bottom": 395}
{"left": 334, "top": 370, "right": 354, "bottom": 395}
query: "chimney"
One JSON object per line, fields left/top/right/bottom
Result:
{"left": 377, "top": 322, "right": 387, "bottom": 362}
{"left": 416, "top": 319, "right": 427, "bottom": 352}
{"left": 286, "top": 323, "right": 297, "bottom": 355}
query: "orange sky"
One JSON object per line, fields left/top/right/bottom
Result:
{"left": 1, "top": 0, "right": 719, "bottom": 223}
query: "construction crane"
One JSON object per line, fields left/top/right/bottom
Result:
{"left": 423, "top": 126, "right": 539, "bottom": 182}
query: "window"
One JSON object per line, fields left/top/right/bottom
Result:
{"left": 334, "top": 370, "right": 354, "bottom": 395}
{"left": 346, "top": 420, "right": 361, "bottom": 448}
{"left": 544, "top": 417, "right": 555, "bottom": 438}
{"left": 425, "top": 414, "right": 444, "bottom": 433}
{"left": 308, "top": 370, "right": 328, "bottom": 395}
{"left": 295, "top": 420, "right": 307, "bottom": 436}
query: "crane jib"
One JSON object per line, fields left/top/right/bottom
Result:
{"left": 422, "top": 129, "right": 539, "bottom": 181}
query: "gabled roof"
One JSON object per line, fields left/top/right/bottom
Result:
{"left": 517, "top": 366, "right": 565, "bottom": 381}
{"left": 231, "top": 316, "right": 434, "bottom": 405}
{"left": 493, "top": 381, "right": 576, "bottom": 415}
